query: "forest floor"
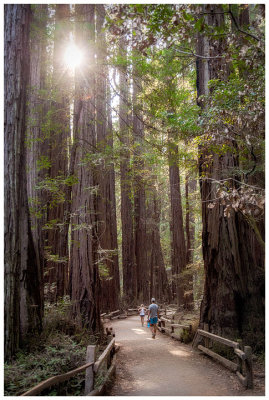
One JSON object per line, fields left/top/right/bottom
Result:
{"left": 107, "top": 315, "right": 265, "bottom": 396}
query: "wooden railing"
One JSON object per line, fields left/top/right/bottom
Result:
{"left": 192, "top": 324, "right": 253, "bottom": 389}
{"left": 21, "top": 335, "right": 117, "bottom": 396}
{"left": 158, "top": 316, "right": 192, "bottom": 341}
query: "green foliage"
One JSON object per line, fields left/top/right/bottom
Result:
{"left": 37, "top": 155, "right": 51, "bottom": 171}
{"left": 4, "top": 298, "right": 100, "bottom": 396}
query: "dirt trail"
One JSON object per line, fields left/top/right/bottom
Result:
{"left": 107, "top": 315, "right": 262, "bottom": 396}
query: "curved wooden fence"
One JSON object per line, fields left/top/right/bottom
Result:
{"left": 192, "top": 323, "right": 253, "bottom": 389}
{"left": 21, "top": 336, "right": 117, "bottom": 396}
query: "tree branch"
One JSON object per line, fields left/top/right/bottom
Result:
{"left": 228, "top": 5, "right": 261, "bottom": 42}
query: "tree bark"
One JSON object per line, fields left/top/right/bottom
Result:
{"left": 4, "top": 4, "right": 42, "bottom": 360}
{"left": 147, "top": 184, "right": 171, "bottom": 304}
{"left": 46, "top": 4, "right": 71, "bottom": 301}
{"left": 26, "top": 3, "right": 48, "bottom": 322}
{"left": 119, "top": 40, "right": 136, "bottom": 304}
{"left": 69, "top": 4, "right": 101, "bottom": 332}
{"left": 133, "top": 65, "right": 148, "bottom": 303}
{"left": 197, "top": 4, "right": 264, "bottom": 346}
{"left": 95, "top": 5, "right": 120, "bottom": 312}
{"left": 185, "top": 174, "right": 197, "bottom": 265}
{"left": 168, "top": 131, "right": 186, "bottom": 305}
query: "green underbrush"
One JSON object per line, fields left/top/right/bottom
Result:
{"left": 4, "top": 299, "right": 103, "bottom": 396}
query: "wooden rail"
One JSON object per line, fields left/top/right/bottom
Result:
{"left": 21, "top": 362, "right": 94, "bottom": 396}
{"left": 21, "top": 335, "right": 117, "bottom": 396}
{"left": 193, "top": 324, "right": 253, "bottom": 389}
{"left": 157, "top": 316, "right": 192, "bottom": 342}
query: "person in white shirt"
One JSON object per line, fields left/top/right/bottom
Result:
{"left": 138, "top": 304, "right": 146, "bottom": 326}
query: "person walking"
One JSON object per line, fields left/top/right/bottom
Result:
{"left": 138, "top": 304, "right": 146, "bottom": 326}
{"left": 148, "top": 298, "right": 159, "bottom": 339}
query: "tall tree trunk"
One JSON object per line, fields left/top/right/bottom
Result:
{"left": 119, "top": 41, "right": 136, "bottom": 304}
{"left": 197, "top": 4, "right": 264, "bottom": 346}
{"left": 133, "top": 67, "right": 148, "bottom": 303}
{"left": 147, "top": 184, "right": 171, "bottom": 304}
{"left": 69, "top": 4, "right": 101, "bottom": 332}
{"left": 4, "top": 4, "right": 42, "bottom": 360}
{"left": 107, "top": 70, "right": 120, "bottom": 301}
{"left": 185, "top": 174, "right": 197, "bottom": 265}
{"left": 26, "top": 3, "right": 48, "bottom": 323}
{"left": 168, "top": 132, "right": 186, "bottom": 305}
{"left": 46, "top": 4, "right": 71, "bottom": 301}
{"left": 95, "top": 5, "right": 120, "bottom": 312}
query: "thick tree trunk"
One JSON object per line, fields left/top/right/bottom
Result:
{"left": 197, "top": 5, "right": 265, "bottom": 346}
{"left": 69, "top": 4, "right": 101, "bottom": 332}
{"left": 119, "top": 41, "right": 136, "bottom": 304}
{"left": 133, "top": 70, "right": 148, "bottom": 303}
{"left": 96, "top": 5, "right": 120, "bottom": 312}
{"left": 168, "top": 133, "right": 186, "bottom": 305}
{"left": 46, "top": 4, "right": 71, "bottom": 301}
{"left": 4, "top": 4, "right": 42, "bottom": 360}
{"left": 26, "top": 4, "right": 48, "bottom": 320}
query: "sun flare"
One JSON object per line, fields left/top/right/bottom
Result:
{"left": 64, "top": 44, "right": 83, "bottom": 69}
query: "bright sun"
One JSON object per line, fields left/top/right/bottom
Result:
{"left": 64, "top": 44, "right": 83, "bottom": 69}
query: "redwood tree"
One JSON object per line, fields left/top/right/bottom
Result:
{"left": 133, "top": 66, "right": 148, "bottom": 303}
{"left": 26, "top": 4, "right": 48, "bottom": 318}
{"left": 119, "top": 40, "right": 136, "bottom": 304}
{"left": 46, "top": 4, "right": 71, "bottom": 301}
{"left": 96, "top": 5, "right": 120, "bottom": 312}
{"left": 147, "top": 183, "right": 171, "bottom": 304}
{"left": 196, "top": 4, "right": 265, "bottom": 347}
{"left": 185, "top": 174, "right": 197, "bottom": 265}
{"left": 4, "top": 4, "right": 42, "bottom": 360}
{"left": 168, "top": 125, "right": 186, "bottom": 305}
{"left": 69, "top": 4, "right": 101, "bottom": 332}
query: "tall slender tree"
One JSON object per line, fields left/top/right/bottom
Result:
{"left": 46, "top": 4, "right": 71, "bottom": 301}
{"left": 167, "top": 105, "right": 186, "bottom": 304}
{"left": 69, "top": 4, "right": 101, "bottom": 332}
{"left": 4, "top": 4, "right": 42, "bottom": 360}
{"left": 185, "top": 174, "right": 197, "bottom": 265}
{"left": 26, "top": 3, "right": 48, "bottom": 318}
{"left": 119, "top": 40, "right": 136, "bottom": 304}
{"left": 147, "top": 183, "right": 171, "bottom": 303}
{"left": 133, "top": 60, "right": 148, "bottom": 303}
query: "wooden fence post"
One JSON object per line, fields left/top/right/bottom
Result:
{"left": 204, "top": 323, "right": 209, "bottom": 348}
{"left": 85, "top": 345, "right": 96, "bottom": 395}
{"left": 244, "top": 346, "right": 253, "bottom": 389}
{"left": 236, "top": 339, "right": 243, "bottom": 372}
